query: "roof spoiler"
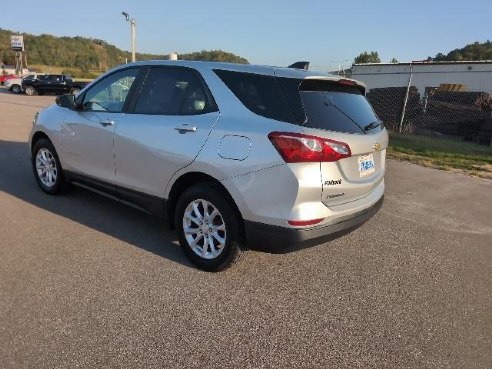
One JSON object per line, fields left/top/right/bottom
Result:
{"left": 288, "top": 61, "right": 310, "bottom": 70}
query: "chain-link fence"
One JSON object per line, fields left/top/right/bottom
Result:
{"left": 351, "top": 63, "right": 492, "bottom": 146}
{"left": 367, "top": 86, "right": 492, "bottom": 145}
{"left": 366, "top": 86, "right": 492, "bottom": 145}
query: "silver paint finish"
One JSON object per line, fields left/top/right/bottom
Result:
{"left": 301, "top": 126, "right": 388, "bottom": 207}
{"left": 29, "top": 60, "right": 387, "bottom": 235}
{"left": 218, "top": 135, "right": 251, "bottom": 161}
{"left": 114, "top": 112, "right": 219, "bottom": 196}
{"left": 60, "top": 110, "right": 119, "bottom": 184}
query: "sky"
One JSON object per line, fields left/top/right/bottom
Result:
{"left": 2, "top": 0, "right": 491, "bottom": 71}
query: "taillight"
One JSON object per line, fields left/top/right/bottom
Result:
{"left": 268, "top": 132, "right": 351, "bottom": 163}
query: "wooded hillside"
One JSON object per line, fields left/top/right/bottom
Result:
{"left": 0, "top": 29, "right": 248, "bottom": 77}
{"left": 433, "top": 41, "right": 492, "bottom": 61}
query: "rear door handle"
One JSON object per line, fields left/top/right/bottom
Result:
{"left": 174, "top": 124, "right": 197, "bottom": 133}
{"left": 99, "top": 119, "right": 115, "bottom": 127}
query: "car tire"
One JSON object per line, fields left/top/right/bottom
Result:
{"left": 32, "top": 138, "right": 68, "bottom": 195}
{"left": 25, "top": 86, "right": 37, "bottom": 96}
{"left": 11, "top": 85, "right": 21, "bottom": 94}
{"left": 175, "top": 183, "right": 242, "bottom": 271}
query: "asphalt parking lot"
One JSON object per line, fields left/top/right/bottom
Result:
{"left": 0, "top": 88, "right": 491, "bottom": 369}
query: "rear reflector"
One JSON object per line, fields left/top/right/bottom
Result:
{"left": 288, "top": 218, "right": 324, "bottom": 227}
{"left": 268, "top": 132, "right": 351, "bottom": 163}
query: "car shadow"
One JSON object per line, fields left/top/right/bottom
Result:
{"left": 0, "top": 139, "right": 191, "bottom": 268}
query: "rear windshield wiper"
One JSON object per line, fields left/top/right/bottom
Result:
{"left": 323, "top": 95, "right": 366, "bottom": 133}
{"left": 363, "top": 121, "right": 383, "bottom": 131}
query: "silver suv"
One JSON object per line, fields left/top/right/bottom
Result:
{"left": 29, "top": 61, "right": 388, "bottom": 271}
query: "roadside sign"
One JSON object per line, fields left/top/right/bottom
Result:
{"left": 10, "top": 35, "right": 24, "bottom": 52}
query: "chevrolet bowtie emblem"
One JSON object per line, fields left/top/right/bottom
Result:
{"left": 372, "top": 143, "right": 381, "bottom": 151}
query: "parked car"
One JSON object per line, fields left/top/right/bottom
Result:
{"left": 0, "top": 74, "right": 17, "bottom": 85}
{"left": 22, "top": 74, "right": 90, "bottom": 96}
{"left": 28, "top": 61, "right": 388, "bottom": 271}
{"left": 5, "top": 73, "right": 44, "bottom": 94}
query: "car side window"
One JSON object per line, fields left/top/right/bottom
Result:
{"left": 214, "top": 69, "right": 296, "bottom": 123}
{"left": 82, "top": 68, "right": 140, "bottom": 113}
{"left": 133, "top": 67, "right": 216, "bottom": 115}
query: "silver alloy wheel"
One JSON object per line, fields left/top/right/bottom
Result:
{"left": 183, "top": 199, "right": 227, "bottom": 259}
{"left": 35, "top": 148, "right": 58, "bottom": 188}
{"left": 25, "top": 87, "right": 35, "bottom": 96}
{"left": 12, "top": 85, "right": 21, "bottom": 94}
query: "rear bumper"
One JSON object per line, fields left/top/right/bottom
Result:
{"left": 244, "top": 196, "right": 384, "bottom": 251}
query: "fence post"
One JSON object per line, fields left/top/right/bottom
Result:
{"left": 398, "top": 63, "right": 413, "bottom": 133}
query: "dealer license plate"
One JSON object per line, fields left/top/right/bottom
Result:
{"left": 358, "top": 154, "right": 375, "bottom": 177}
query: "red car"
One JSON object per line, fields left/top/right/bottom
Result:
{"left": 0, "top": 74, "right": 17, "bottom": 85}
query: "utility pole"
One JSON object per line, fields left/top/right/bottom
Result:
{"left": 398, "top": 63, "right": 413, "bottom": 133}
{"left": 122, "top": 12, "right": 136, "bottom": 62}
{"left": 15, "top": 52, "right": 23, "bottom": 75}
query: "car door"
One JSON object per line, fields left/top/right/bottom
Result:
{"left": 52, "top": 75, "right": 68, "bottom": 94}
{"left": 45, "top": 75, "right": 61, "bottom": 94}
{"left": 60, "top": 67, "right": 142, "bottom": 186}
{"left": 38, "top": 74, "right": 57, "bottom": 94}
{"left": 114, "top": 66, "right": 220, "bottom": 197}
{"left": 32, "top": 75, "right": 49, "bottom": 93}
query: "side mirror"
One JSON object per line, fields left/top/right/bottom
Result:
{"left": 55, "top": 94, "right": 76, "bottom": 110}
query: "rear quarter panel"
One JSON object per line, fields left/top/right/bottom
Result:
{"left": 165, "top": 66, "right": 303, "bottom": 195}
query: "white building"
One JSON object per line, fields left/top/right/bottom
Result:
{"left": 1, "top": 64, "right": 29, "bottom": 76}
{"left": 351, "top": 61, "right": 492, "bottom": 96}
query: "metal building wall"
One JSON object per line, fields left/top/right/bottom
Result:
{"left": 351, "top": 62, "right": 492, "bottom": 95}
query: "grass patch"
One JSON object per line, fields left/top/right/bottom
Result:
{"left": 388, "top": 133, "right": 492, "bottom": 179}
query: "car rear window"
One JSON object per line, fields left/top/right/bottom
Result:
{"left": 214, "top": 70, "right": 297, "bottom": 123}
{"left": 296, "top": 79, "right": 379, "bottom": 134}
{"left": 214, "top": 70, "right": 379, "bottom": 133}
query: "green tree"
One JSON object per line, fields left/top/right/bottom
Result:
{"left": 179, "top": 50, "right": 248, "bottom": 64}
{"left": 354, "top": 51, "right": 381, "bottom": 64}
{"left": 433, "top": 52, "right": 447, "bottom": 61}
{"left": 390, "top": 57, "right": 398, "bottom": 63}
{"left": 433, "top": 41, "right": 492, "bottom": 61}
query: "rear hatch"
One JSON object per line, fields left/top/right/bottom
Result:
{"left": 278, "top": 77, "right": 388, "bottom": 207}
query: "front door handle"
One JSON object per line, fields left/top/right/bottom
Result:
{"left": 174, "top": 124, "right": 197, "bottom": 133}
{"left": 99, "top": 119, "right": 115, "bottom": 127}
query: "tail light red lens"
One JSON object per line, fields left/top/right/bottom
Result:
{"left": 268, "top": 132, "right": 351, "bottom": 163}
